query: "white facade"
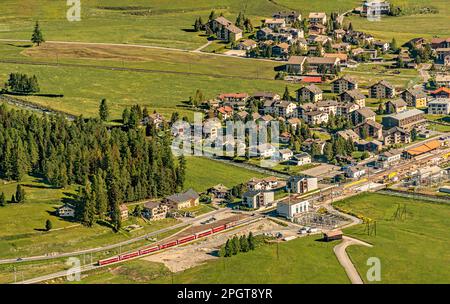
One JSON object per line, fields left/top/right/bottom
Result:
{"left": 428, "top": 99, "right": 450, "bottom": 115}
{"left": 277, "top": 200, "right": 310, "bottom": 219}
{"left": 289, "top": 177, "right": 318, "bottom": 194}
{"left": 58, "top": 205, "right": 75, "bottom": 217}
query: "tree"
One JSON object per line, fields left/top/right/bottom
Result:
{"left": 218, "top": 245, "right": 227, "bottom": 257}
{"left": 411, "top": 128, "right": 418, "bottom": 141}
{"left": 0, "top": 192, "right": 5, "bottom": 207}
{"left": 10, "top": 194, "right": 16, "bottom": 204}
{"left": 282, "top": 86, "right": 291, "bottom": 101}
{"left": 224, "top": 239, "right": 232, "bottom": 257}
{"left": 377, "top": 103, "right": 384, "bottom": 115}
{"left": 232, "top": 236, "right": 240, "bottom": 254}
{"left": 348, "top": 22, "right": 353, "bottom": 32}
{"left": 99, "top": 99, "right": 109, "bottom": 121}
{"left": 390, "top": 37, "right": 398, "bottom": 53}
{"left": 324, "top": 142, "right": 334, "bottom": 161}
{"left": 15, "top": 184, "right": 26, "bottom": 203}
{"left": 208, "top": 10, "right": 216, "bottom": 21}
{"left": 248, "top": 232, "right": 256, "bottom": 250}
{"left": 31, "top": 21, "right": 45, "bottom": 46}
{"left": 45, "top": 219, "right": 52, "bottom": 231}
{"left": 239, "top": 235, "right": 249, "bottom": 252}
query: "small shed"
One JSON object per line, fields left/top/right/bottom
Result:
{"left": 323, "top": 229, "right": 343, "bottom": 242}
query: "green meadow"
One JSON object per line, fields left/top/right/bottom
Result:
{"left": 334, "top": 192, "right": 450, "bottom": 284}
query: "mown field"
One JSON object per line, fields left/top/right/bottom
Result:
{"left": 74, "top": 236, "right": 349, "bottom": 284}
{"left": 334, "top": 192, "right": 450, "bottom": 284}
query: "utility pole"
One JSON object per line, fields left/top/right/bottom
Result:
{"left": 14, "top": 266, "right": 16, "bottom": 283}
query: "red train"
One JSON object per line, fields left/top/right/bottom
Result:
{"left": 97, "top": 222, "right": 235, "bottom": 266}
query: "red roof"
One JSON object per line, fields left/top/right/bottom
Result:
{"left": 218, "top": 106, "right": 233, "bottom": 114}
{"left": 431, "top": 87, "right": 450, "bottom": 95}
{"left": 302, "top": 76, "right": 322, "bottom": 83}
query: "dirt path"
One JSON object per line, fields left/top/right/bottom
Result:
{"left": 333, "top": 236, "right": 373, "bottom": 284}
{"left": 192, "top": 40, "right": 212, "bottom": 53}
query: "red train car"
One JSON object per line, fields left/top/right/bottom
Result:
{"left": 177, "top": 234, "right": 196, "bottom": 245}
{"left": 139, "top": 245, "right": 159, "bottom": 255}
{"left": 212, "top": 225, "right": 226, "bottom": 233}
{"left": 225, "top": 221, "right": 237, "bottom": 229}
{"left": 98, "top": 256, "right": 119, "bottom": 266}
{"left": 119, "top": 251, "right": 140, "bottom": 261}
{"left": 160, "top": 240, "right": 177, "bottom": 249}
{"left": 196, "top": 229, "right": 212, "bottom": 238}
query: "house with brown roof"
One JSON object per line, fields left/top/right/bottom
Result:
{"left": 272, "top": 42, "right": 290, "bottom": 57}
{"left": 302, "top": 110, "right": 329, "bottom": 125}
{"left": 264, "top": 18, "right": 286, "bottom": 30}
{"left": 331, "top": 75, "right": 358, "bottom": 94}
{"left": 308, "top": 12, "right": 327, "bottom": 25}
{"left": 308, "top": 23, "right": 327, "bottom": 35}
{"left": 353, "top": 107, "right": 376, "bottom": 125}
{"left": 207, "top": 184, "right": 230, "bottom": 199}
{"left": 217, "top": 106, "right": 234, "bottom": 120}
{"left": 339, "top": 89, "right": 366, "bottom": 108}
{"left": 143, "top": 202, "right": 169, "bottom": 221}
{"left": 273, "top": 11, "right": 302, "bottom": 23}
{"left": 369, "top": 80, "right": 396, "bottom": 99}
{"left": 273, "top": 100, "right": 297, "bottom": 118}
{"left": 252, "top": 92, "right": 281, "bottom": 102}
{"left": 306, "top": 56, "right": 340, "bottom": 73}
{"left": 385, "top": 99, "right": 407, "bottom": 114}
{"left": 383, "top": 127, "right": 411, "bottom": 145}
{"left": 296, "top": 84, "right": 323, "bottom": 103}
{"left": 336, "top": 102, "right": 360, "bottom": 117}
{"left": 382, "top": 109, "right": 425, "bottom": 130}
{"left": 401, "top": 87, "right": 428, "bottom": 108}
{"left": 287, "top": 117, "right": 301, "bottom": 129}
{"left": 431, "top": 37, "right": 450, "bottom": 49}
{"left": 324, "top": 53, "right": 348, "bottom": 64}
{"left": 337, "top": 129, "right": 360, "bottom": 142}
{"left": 285, "top": 55, "right": 307, "bottom": 74}
{"left": 316, "top": 100, "right": 338, "bottom": 115}
{"left": 431, "top": 87, "right": 450, "bottom": 99}
{"left": 436, "top": 48, "right": 450, "bottom": 66}
{"left": 165, "top": 189, "right": 199, "bottom": 210}
{"left": 238, "top": 39, "right": 257, "bottom": 51}
{"left": 209, "top": 16, "right": 243, "bottom": 42}
{"left": 355, "top": 120, "right": 383, "bottom": 140}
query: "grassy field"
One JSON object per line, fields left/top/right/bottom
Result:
{"left": 184, "top": 157, "right": 267, "bottom": 192}
{"left": 334, "top": 192, "right": 450, "bottom": 284}
{"left": 75, "top": 236, "right": 350, "bottom": 284}
{"left": 346, "top": 0, "right": 450, "bottom": 45}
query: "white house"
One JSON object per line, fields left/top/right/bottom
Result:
{"left": 290, "top": 152, "right": 312, "bottom": 166}
{"left": 288, "top": 176, "right": 318, "bottom": 194}
{"left": 428, "top": 99, "right": 450, "bottom": 115}
{"left": 277, "top": 148, "right": 294, "bottom": 161}
{"left": 58, "top": 204, "right": 75, "bottom": 217}
{"left": 250, "top": 143, "right": 277, "bottom": 158}
{"left": 375, "top": 150, "right": 402, "bottom": 169}
{"left": 242, "top": 191, "right": 275, "bottom": 209}
{"left": 345, "top": 166, "right": 367, "bottom": 179}
{"left": 277, "top": 199, "right": 310, "bottom": 219}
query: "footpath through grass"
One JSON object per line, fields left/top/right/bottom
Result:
{"left": 334, "top": 192, "right": 450, "bottom": 284}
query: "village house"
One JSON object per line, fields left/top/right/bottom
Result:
{"left": 307, "top": 34, "right": 331, "bottom": 45}
{"left": 243, "top": 191, "right": 275, "bottom": 209}
{"left": 209, "top": 16, "right": 243, "bottom": 42}
{"left": 207, "top": 184, "right": 230, "bottom": 199}
{"left": 285, "top": 55, "right": 307, "bottom": 74}
{"left": 288, "top": 176, "right": 318, "bottom": 194}
{"left": 323, "top": 53, "right": 348, "bottom": 64}
{"left": 287, "top": 117, "right": 302, "bottom": 129}
{"left": 277, "top": 148, "right": 294, "bottom": 161}
{"left": 143, "top": 202, "right": 169, "bottom": 221}
{"left": 339, "top": 89, "right": 366, "bottom": 108}
{"left": 252, "top": 92, "right": 281, "bottom": 102}
{"left": 385, "top": 98, "right": 407, "bottom": 114}
{"left": 316, "top": 100, "right": 338, "bottom": 115}
{"left": 401, "top": 87, "right": 428, "bottom": 108}
{"left": 238, "top": 39, "right": 257, "bottom": 51}
{"left": 247, "top": 176, "right": 280, "bottom": 191}
{"left": 272, "top": 42, "right": 290, "bottom": 57}
{"left": 307, "top": 45, "right": 325, "bottom": 57}
{"left": 375, "top": 150, "right": 402, "bottom": 169}
{"left": 361, "top": 0, "right": 391, "bottom": 16}
{"left": 280, "top": 131, "right": 291, "bottom": 143}
{"left": 203, "top": 118, "right": 222, "bottom": 139}
{"left": 257, "top": 114, "right": 274, "bottom": 126}
{"left": 336, "top": 102, "right": 360, "bottom": 117}
{"left": 345, "top": 165, "right": 367, "bottom": 179}
{"left": 296, "top": 84, "right": 323, "bottom": 103}
{"left": 303, "top": 138, "right": 326, "bottom": 155}
{"left": 290, "top": 152, "right": 312, "bottom": 166}
{"left": 436, "top": 48, "right": 450, "bottom": 66}
{"left": 333, "top": 29, "right": 346, "bottom": 40}
{"left": 273, "top": 100, "right": 297, "bottom": 118}
{"left": 308, "top": 12, "right": 327, "bottom": 25}
{"left": 428, "top": 99, "right": 450, "bottom": 115}
{"left": 369, "top": 80, "right": 396, "bottom": 99}
{"left": 353, "top": 107, "right": 376, "bottom": 125}
{"left": 256, "top": 27, "right": 273, "bottom": 40}
{"left": 264, "top": 18, "right": 286, "bottom": 30}
{"left": 308, "top": 23, "right": 327, "bottom": 35}
{"left": 431, "top": 37, "right": 450, "bottom": 49}
{"left": 331, "top": 75, "right": 358, "bottom": 94}
{"left": 382, "top": 109, "right": 426, "bottom": 130}
{"left": 144, "top": 112, "right": 166, "bottom": 129}
{"left": 431, "top": 87, "right": 450, "bottom": 99}
{"left": 165, "top": 189, "right": 199, "bottom": 210}
{"left": 119, "top": 204, "right": 129, "bottom": 221}
{"left": 57, "top": 204, "right": 75, "bottom": 217}
{"left": 249, "top": 143, "right": 277, "bottom": 158}
{"left": 273, "top": 11, "right": 301, "bottom": 23}
{"left": 356, "top": 139, "right": 383, "bottom": 152}
{"left": 355, "top": 120, "right": 383, "bottom": 140}
{"left": 216, "top": 106, "right": 233, "bottom": 120}
{"left": 306, "top": 56, "right": 340, "bottom": 73}
{"left": 302, "top": 110, "right": 329, "bottom": 125}
{"left": 373, "top": 40, "right": 390, "bottom": 52}
{"left": 337, "top": 129, "right": 360, "bottom": 142}
{"left": 383, "top": 127, "right": 411, "bottom": 145}
{"left": 277, "top": 199, "right": 310, "bottom": 219}
{"left": 218, "top": 92, "right": 249, "bottom": 104}
{"left": 332, "top": 42, "right": 351, "bottom": 53}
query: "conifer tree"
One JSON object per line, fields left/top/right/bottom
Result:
{"left": 99, "top": 99, "right": 109, "bottom": 121}
{"left": 15, "top": 184, "right": 26, "bottom": 203}
{"left": 31, "top": 21, "right": 45, "bottom": 46}
{"left": 0, "top": 192, "right": 5, "bottom": 206}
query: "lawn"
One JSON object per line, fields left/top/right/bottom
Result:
{"left": 75, "top": 235, "right": 350, "bottom": 284}
{"left": 333, "top": 192, "right": 450, "bottom": 284}
{"left": 184, "top": 157, "right": 267, "bottom": 192}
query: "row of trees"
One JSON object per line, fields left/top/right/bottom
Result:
{"left": 4, "top": 73, "right": 40, "bottom": 94}
{"left": 219, "top": 232, "right": 256, "bottom": 257}
{"left": 0, "top": 104, "right": 186, "bottom": 229}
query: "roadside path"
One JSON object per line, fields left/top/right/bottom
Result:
{"left": 333, "top": 236, "right": 372, "bottom": 284}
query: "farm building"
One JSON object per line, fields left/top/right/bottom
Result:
{"left": 323, "top": 230, "right": 343, "bottom": 242}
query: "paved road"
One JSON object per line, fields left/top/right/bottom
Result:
{"left": 334, "top": 236, "right": 373, "bottom": 284}
{"left": 0, "top": 208, "right": 228, "bottom": 265}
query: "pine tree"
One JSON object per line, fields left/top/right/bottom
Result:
{"left": 11, "top": 194, "right": 16, "bottom": 204}
{"left": 31, "top": 21, "right": 45, "bottom": 46}
{"left": 232, "top": 236, "right": 240, "bottom": 254}
{"left": 225, "top": 239, "right": 232, "bottom": 257}
{"left": 282, "top": 86, "right": 291, "bottom": 101}
{"left": 15, "top": 184, "right": 26, "bottom": 203}
{"left": 45, "top": 219, "right": 52, "bottom": 231}
{"left": 0, "top": 192, "right": 5, "bottom": 206}
{"left": 93, "top": 173, "right": 108, "bottom": 219}
{"left": 390, "top": 37, "right": 398, "bottom": 53}
{"left": 239, "top": 235, "right": 249, "bottom": 252}
{"left": 248, "top": 232, "right": 255, "bottom": 250}
{"left": 99, "top": 99, "right": 109, "bottom": 121}
{"left": 208, "top": 10, "right": 216, "bottom": 21}
{"left": 348, "top": 22, "right": 353, "bottom": 32}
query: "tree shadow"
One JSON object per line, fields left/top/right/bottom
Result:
{"left": 181, "top": 28, "right": 197, "bottom": 33}
{"left": 7, "top": 43, "right": 32, "bottom": 48}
